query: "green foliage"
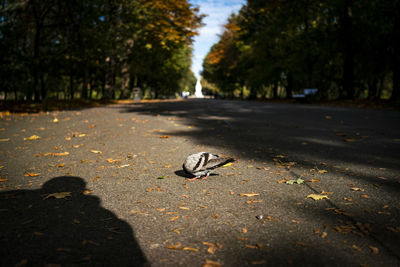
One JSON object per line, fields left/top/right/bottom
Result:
{"left": 0, "top": 0, "right": 202, "bottom": 101}
{"left": 202, "top": 0, "right": 399, "bottom": 101}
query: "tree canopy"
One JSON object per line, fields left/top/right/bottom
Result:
{"left": 0, "top": 0, "right": 203, "bottom": 101}
{"left": 202, "top": 0, "right": 399, "bottom": 101}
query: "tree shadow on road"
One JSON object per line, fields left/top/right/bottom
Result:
{"left": 0, "top": 176, "right": 147, "bottom": 266}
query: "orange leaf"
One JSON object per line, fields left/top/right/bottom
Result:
{"left": 159, "top": 135, "right": 170, "bottom": 139}
{"left": 170, "top": 216, "right": 179, "bottom": 221}
{"left": 25, "top": 172, "right": 40, "bottom": 177}
{"left": 166, "top": 242, "right": 182, "bottom": 250}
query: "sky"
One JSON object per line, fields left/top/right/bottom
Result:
{"left": 189, "top": 0, "right": 245, "bottom": 80}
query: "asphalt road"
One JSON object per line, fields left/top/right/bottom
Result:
{"left": 1, "top": 99, "right": 399, "bottom": 266}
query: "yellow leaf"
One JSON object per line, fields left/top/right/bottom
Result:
{"left": 43, "top": 192, "right": 71, "bottom": 199}
{"left": 173, "top": 228, "right": 184, "bottom": 235}
{"left": 241, "top": 228, "right": 247, "bottom": 234}
{"left": 306, "top": 194, "right": 329, "bottom": 200}
{"left": 239, "top": 192, "right": 260, "bottom": 197}
{"left": 222, "top": 162, "right": 233, "bottom": 167}
{"left": 179, "top": 207, "right": 190, "bottom": 210}
{"left": 0, "top": 138, "right": 10, "bottom": 142}
{"left": 90, "top": 150, "right": 102, "bottom": 154}
{"left": 24, "top": 135, "right": 40, "bottom": 140}
{"left": 53, "top": 118, "right": 59, "bottom": 123}
{"left": 351, "top": 187, "right": 365, "bottom": 191}
{"left": 318, "top": 170, "right": 328, "bottom": 173}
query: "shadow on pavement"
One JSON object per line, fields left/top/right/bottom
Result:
{"left": 0, "top": 176, "right": 147, "bottom": 266}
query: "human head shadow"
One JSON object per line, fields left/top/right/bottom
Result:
{"left": 0, "top": 176, "right": 147, "bottom": 266}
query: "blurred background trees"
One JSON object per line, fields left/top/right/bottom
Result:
{"left": 202, "top": 0, "right": 399, "bottom": 101}
{"left": 0, "top": 0, "right": 202, "bottom": 101}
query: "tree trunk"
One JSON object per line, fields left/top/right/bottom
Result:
{"left": 69, "top": 73, "right": 74, "bottom": 100}
{"left": 286, "top": 73, "right": 293, "bottom": 99}
{"left": 391, "top": 0, "right": 400, "bottom": 101}
{"left": 341, "top": 0, "right": 355, "bottom": 99}
{"left": 272, "top": 83, "right": 278, "bottom": 99}
{"left": 368, "top": 78, "right": 378, "bottom": 100}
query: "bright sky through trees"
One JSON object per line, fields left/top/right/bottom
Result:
{"left": 190, "top": 0, "right": 245, "bottom": 79}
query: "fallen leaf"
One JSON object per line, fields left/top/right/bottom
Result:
{"left": 352, "top": 244, "right": 362, "bottom": 251}
{"left": 239, "top": 192, "right": 260, "bottom": 197}
{"left": 82, "top": 190, "right": 93, "bottom": 195}
{"left": 213, "top": 213, "right": 219, "bottom": 219}
{"left": 90, "top": 150, "right": 102, "bottom": 154}
{"left": 246, "top": 200, "right": 262, "bottom": 204}
{"left": 310, "top": 178, "right": 320, "bottom": 183}
{"left": 306, "top": 194, "right": 329, "bottom": 200}
{"left": 369, "top": 246, "right": 379, "bottom": 254}
{"left": 361, "top": 194, "right": 369, "bottom": 199}
{"left": 57, "top": 163, "right": 65, "bottom": 168}
{"left": 277, "top": 179, "right": 287, "bottom": 184}
{"left": 242, "top": 228, "right": 248, "bottom": 234}
{"left": 24, "top": 135, "right": 40, "bottom": 140}
{"left": 344, "top": 138, "right": 357, "bottom": 142}
{"left": 245, "top": 244, "right": 258, "bottom": 249}
{"left": 53, "top": 118, "right": 59, "bottom": 123}
{"left": 251, "top": 260, "right": 266, "bottom": 265}
{"left": 318, "top": 170, "right": 328, "bottom": 173}
{"left": 321, "top": 232, "right": 328, "bottom": 238}
{"left": 89, "top": 124, "right": 96, "bottom": 128}
{"left": 202, "top": 242, "right": 217, "bottom": 254}
{"left": 173, "top": 228, "right": 184, "bottom": 235}
{"left": 351, "top": 187, "right": 365, "bottom": 191}
{"left": 25, "top": 172, "right": 40, "bottom": 177}
{"left": 203, "top": 259, "right": 222, "bottom": 267}
{"left": 129, "top": 210, "right": 142, "bottom": 214}
{"left": 42, "top": 152, "right": 69, "bottom": 156}
{"left": 0, "top": 138, "right": 10, "bottom": 142}
{"left": 325, "top": 115, "right": 333, "bottom": 119}
{"left": 157, "top": 176, "right": 166, "bottom": 179}
{"left": 286, "top": 178, "right": 304, "bottom": 184}
{"left": 0, "top": 178, "right": 8, "bottom": 182}
{"left": 179, "top": 207, "right": 190, "bottom": 210}
{"left": 170, "top": 216, "right": 180, "bottom": 221}
{"left": 43, "top": 192, "right": 71, "bottom": 199}
{"left": 155, "top": 208, "right": 166, "bottom": 212}
{"left": 222, "top": 162, "right": 233, "bottom": 167}
{"left": 182, "top": 247, "right": 198, "bottom": 252}
{"left": 159, "top": 135, "right": 169, "bottom": 139}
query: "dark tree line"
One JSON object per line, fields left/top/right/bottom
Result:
{"left": 0, "top": 0, "right": 202, "bottom": 101}
{"left": 202, "top": 0, "right": 400, "bottom": 101}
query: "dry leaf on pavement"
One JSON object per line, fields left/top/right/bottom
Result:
{"left": 239, "top": 192, "right": 260, "bottom": 197}
{"left": 43, "top": 192, "right": 71, "bottom": 199}
{"left": 24, "top": 135, "right": 40, "bottom": 140}
{"left": 306, "top": 194, "right": 329, "bottom": 200}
